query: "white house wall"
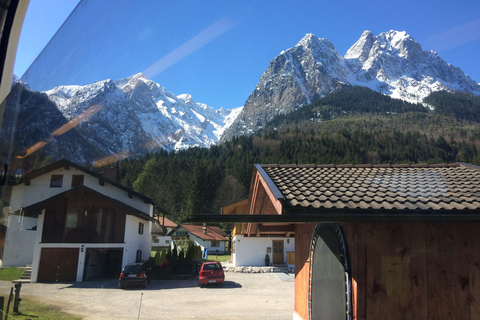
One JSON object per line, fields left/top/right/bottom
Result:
{"left": 152, "top": 236, "right": 171, "bottom": 248}
{"left": 2, "top": 215, "right": 38, "bottom": 267}
{"left": 189, "top": 234, "right": 225, "bottom": 255}
{"left": 232, "top": 236, "right": 295, "bottom": 267}
{"left": 123, "top": 215, "right": 152, "bottom": 267}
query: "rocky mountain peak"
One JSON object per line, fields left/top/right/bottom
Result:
{"left": 344, "top": 30, "right": 375, "bottom": 62}
{"left": 222, "top": 30, "right": 480, "bottom": 141}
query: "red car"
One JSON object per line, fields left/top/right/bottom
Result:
{"left": 199, "top": 261, "right": 225, "bottom": 287}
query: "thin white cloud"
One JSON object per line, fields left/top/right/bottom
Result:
{"left": 142, "top": 18, "right": 236, "bottom": 78}
{"left": 423, "top": 18, "right": 480, "bottom": 53}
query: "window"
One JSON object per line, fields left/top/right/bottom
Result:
{"left": 138, "top": 222, "right": 144, "bottom": 235}
{"left": 136, "top": 250, "right": 142, "bottom": 263}
{"left": 153, "top": 237, "right": 159, "bottom": 243}
{"left": 165, "top": 239, "right": 170, "bottom": 244}
{"left": 211, "top": 240, "right": 219, "bottom": 247}
{"left": 50, "top": 174, "right": 63, "bottom": 188}
{"left": 71, "top": 174, "right": 84, "bottom": 187}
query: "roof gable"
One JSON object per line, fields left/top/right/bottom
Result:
{"left": 23, "top": 185, "right": 154, "bottom": 221}
{"left": 21, "top": 159, "right": 157, "bottom": 206}
{"left": 181, "top": 224, "right": 228, "bottom": 241}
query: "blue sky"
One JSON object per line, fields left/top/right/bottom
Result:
{"left": 15, "top": 0, "right": 480, "bottom": 110}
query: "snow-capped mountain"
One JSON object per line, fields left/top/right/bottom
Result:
{"left": 345, "top": 30, "right": 480, "bottom": 102}
{"left": 13, "top": 73, "right": 241, "bottom": 163}
{"left": 221, "top": 30, "right": 480, "bottom": 141}
{"left": 46, "top": 73, "right": 242, "bottom": 153}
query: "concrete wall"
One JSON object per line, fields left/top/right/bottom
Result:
{"left": 232, "top": 235, "right": 295, "bottom": 267}
{"left": 2, "top": 215, "right": 38, "bottom": 267}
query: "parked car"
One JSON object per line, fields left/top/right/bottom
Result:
{"left": 199, "top": 261, "right": 225, "bottom": 287}
{"left": 118, "top": 263, "right": 148, "bottom": 289}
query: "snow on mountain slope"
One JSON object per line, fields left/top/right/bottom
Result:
{"left": 345, "top": 30, "right": 480, "bottom": 103}
{"left": 44, "top": 73, "right": 242, "bottom": 158}
{"left": 222, "top": 30, "right": 480, "bottom": 141}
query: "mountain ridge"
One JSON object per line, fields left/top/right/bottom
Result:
{"left": 221, "top": 30, "right": 480, "bottom": 142}
{"left": 13, "top": 73, "right": 242, "bottom": 164}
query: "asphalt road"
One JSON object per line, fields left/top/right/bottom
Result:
{"left": 0, "top": 272, "right": 295, "bottom": 320}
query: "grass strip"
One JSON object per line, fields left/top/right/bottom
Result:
{"left": 7, "top": 296, "right": 82, "bottom": 320}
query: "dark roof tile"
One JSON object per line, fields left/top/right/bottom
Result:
{"left": 262, "top": 163, "right": 480, "bottom": 212}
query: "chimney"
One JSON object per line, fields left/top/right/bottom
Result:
{"left": 203, "top": 226, "right": 207, "bottom": 234}
{"left": 102, "top": 167, "right": 117, "bottom": 181}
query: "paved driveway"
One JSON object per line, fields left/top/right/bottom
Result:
{"left": 0, "top": 272, "right": 294, "bottom": 320}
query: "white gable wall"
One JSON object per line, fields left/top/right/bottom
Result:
{"left": 232, "top": 235, "right": 295, "bottom": 267}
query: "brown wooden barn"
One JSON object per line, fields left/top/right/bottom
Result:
{"left": 194, "top": 162, "right": 480, "bottom": 320}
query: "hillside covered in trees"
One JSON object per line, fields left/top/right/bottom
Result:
{"left": 105, "top": 87, "right": 480, "bottom": 223}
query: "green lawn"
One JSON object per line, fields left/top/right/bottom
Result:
{"left": 0, "top": 269, "right": 82, "bottom": 319}
{"left": 0, "top": 268, "right": 24, "bottom": 281}
{"left": 206, "top": 254, "right": 231, "bottom": 262}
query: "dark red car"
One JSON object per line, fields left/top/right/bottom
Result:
{"left": 199, "top": 261, "right": 225, "bottom": 287}
{"left": 118, "top": 263, "right": 148, "bottom": 289}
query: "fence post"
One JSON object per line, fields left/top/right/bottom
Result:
{"left": 13, "top": 283, "right": 21, "bottom": 313}
{"left": 0, "top": 296, "right": 4, "bottom": 320}
{"left": 5, "top": 287, "right": 13, "bottom": 320}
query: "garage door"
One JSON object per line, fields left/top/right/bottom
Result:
{"left": 38, "top": 248, "right": 79, "bottom": 282}
{"left": 83, "top": 248, "right": 123, "bottom": 280}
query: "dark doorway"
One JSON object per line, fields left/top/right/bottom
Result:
{"left": 309, "top": 223, "right": 351, "bottom": 320}
{"left": 272, "top": 240, "right": 284, "bottom": 264}
{"left": 38, "top": 248, "right": 79, "bottom": 282}
{"left": 83, "top": 248, "right": 123, "bottom": 280}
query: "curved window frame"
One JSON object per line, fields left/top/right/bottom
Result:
{"left": 308, "top": 223, "right": 352, "bottom": 320}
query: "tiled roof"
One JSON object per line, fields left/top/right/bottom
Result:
{"left": 152, "top": 216, "right": 178, "bottom": 235}
{"left": 155, "top": 216, "right": 177, "bottom": 228}
{"left": 261, "top": 163, "right": 480, "bottom": 212}
{"left": 181, "top": 224, "right": 228, "bottom": 241}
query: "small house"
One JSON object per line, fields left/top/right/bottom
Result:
{"left": 171, "top": 224, "right": 228, "bottom": 255}
{"left": 151, "top": 216, "right": 177, "bottom": 248}
{"left": 223, "top": 199, "right": 295, "bottom": 268}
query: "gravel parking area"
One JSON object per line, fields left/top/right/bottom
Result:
{"left": 0, "top": 272, "right": 294, "bottom": 320}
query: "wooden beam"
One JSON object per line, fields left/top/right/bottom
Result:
{"left": 256, "top": 172, "right": 283, "bottom": 215}
{"left": 258, "top": 225, "right": 295, "bottom": 234}
{"left": 186, "top": 211, "right": 480, "bottom": 223}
